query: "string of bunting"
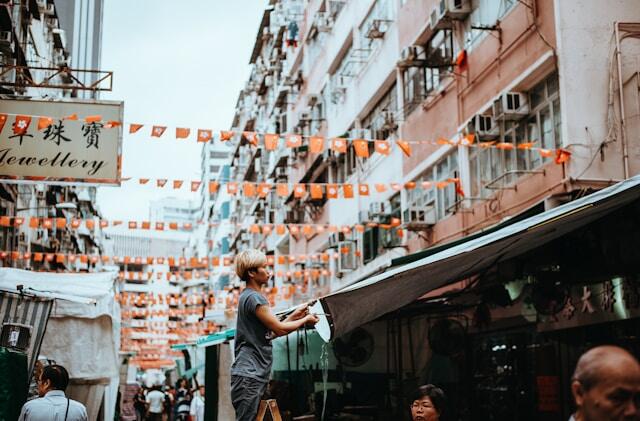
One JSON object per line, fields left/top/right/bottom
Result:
{"left": 0, "top": 113, "right": 573, "bottom": 162}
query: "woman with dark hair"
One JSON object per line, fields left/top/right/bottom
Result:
{"left": 410, "top": 384, "right": 446, "bottom": 421}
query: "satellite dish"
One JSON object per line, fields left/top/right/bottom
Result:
{"left": 333, "top": 327, "right": 374, "bottom": 367}
{"left": 428, "top": 319, "right": 466, "bottom": 356}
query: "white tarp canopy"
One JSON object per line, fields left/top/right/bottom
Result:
{"left": 318, "top": 175, "right": 640, "bottom": 341}
{"left": 0, "top": 269, "right": 119, "bottom": 421}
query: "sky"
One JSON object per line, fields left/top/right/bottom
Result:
{"left": 96, "top": 0, "right": 266, "bottom": 220}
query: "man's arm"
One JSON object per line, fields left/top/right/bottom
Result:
{"left": 255, "top": 304, "right": 318, "bottom": 337}
{"left": 282, "top": 303, "right": 310, "bottom": 323}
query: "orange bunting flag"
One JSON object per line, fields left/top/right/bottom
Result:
{"left": 169, "top": 222, "right": 178, "bottom": 230}
{"left": 293, "top": 184, "right": 306, "bottom": 198}
{"left": 249, "top": 224, "right": 260, "bottom": 234}
{"left": 139, "top": 178, "right": 150, "bottom": 185}
{"left": 517, "top": 142, "right": 535, "bottom": 150}
{"left": 173, "top": 180, "right": 183, "bottom": 189}
{"left": 374, "top": 140, "right": 391, "bottom": 155}
{"left": 286, "top": 135, "right": 302, "bottom": 148}
{"left": 258, "top": 183, "right": 271, "bottom": 198}
{"left": 326, "top": 184, "right": 338, "bottom": 199}
{"left": 405, "top": 181, "right": 417, "bottom": 190}
{"left": 0, "top": 114, "right": 7, "bottom": 133}
{"left": 276, "top": 225, "right": 286, "bottom": 235}
{"left": 421, "top": 181, "right": 433, "bottom": 189}
{"left": 157, "top": 179, "right": 167, "bottom": 187}
{"left": 289, "top": 225, "right": 300, "bottom": 235}
{"left": 454, "top": 180, "right": 465, "bottom": 197}
{"left": 13, "top": 217, "right": 24, "bottom": 227}
{"left": 141, "top": 221, "right": 151, "bottom": 230}
{"left": 358, "top": 184, "right": 370, "bottom": 196}
{"left": 37, "top": 117, "right": 54, "bottom": 131}
{"left": 355, "top": 224, "right": 365, "bottom": 233}
{"left": 331, "top": 138, "right": 347, "bottom": 153}
{"left": 309, "top": 136, "right": 325, "bottom": 153}
{"left": 151, "top": 126, "right": 167, "bottom": 137}
{"left": 99, "top": 220, "right": 108, "bottom": 228}
{"left": 208, "top": 181, "right": 219, "bottom": 194}
{"left": 479, "top": 141, "right": 496, "bottom": 148}
{"left": 461, "top": 133, "right": 475, "bottom": 145}
{"left": 391, "top": 183, "right": 402, "bottom": 191}
{"left": 85, "top": 219, "right": 95, "bottom": 230}
{"left": 343, "top": 184, "right": 354, "bottom": 199}
{"left": 375, "top": 183, "right": 387, "bottom": 193}
{"left": 436, "top": 181, "right": 449, "bottom": 189}
{"left": 262, "top": 225, "right": 272, "bottom": 235}
{"left": 353, "top": 139, "right": 370, "bottom": 158}
{"left": 64, "top": 113, "right": 78, "bottom": 121}
{"left": 555, "top": 148, "right": 571, "bottom": 164}
{"left": 495, "top": 142, "right": 514, "bottom": 150}
{"left": 539, "top": 148, "right": 553, "bottom": 158}
{"left": 197, "top": 129, "right": 212, "bottom": 143}
{"left": 242, "top": 131, "right": 259, "bottom": 146}
{"left": 128, "top": 221, "right": 137, "bottom": 229}
{"left": 29, "top": 217, "right": 39, "bottom": 228}
{"left": 303, "top": 225, "right": 315, "bottom": 236}
{"left": 276, "top": 184, "right": 288, "bottom": 197}
{"left": 396, "top": 140, "right": 412, "bottom": 157}
{"left": 175, "top": 128, "right": 190, "bottom": 139}
{"left": 264, "top": 134, "right": 279, "bottom": 150}
{"left": 190, "top": 181, "right": 201, "bottom": 192}
{"left": 55, "top": 218, "right": 65, "bottom": 229}
{"left": 243, "top": 182, "right": 256, "bottom": 197}
{"left": 310, "top": 184, "right": 323, "bottom": 199}
{"left": 227, "top": 182, "right": 238, "bottom": 195}
{"left": 220, "top": 130, "right": 234, "bottom": 141}
{"left": 155, "top": 222, "right": 165, "bottom": 231}
{"left": 105, "top": 121, "right": 121, "bottom": 129}
{"left": 437, "top": 138, "right": 453, "bottom": 146}
{"left": 13, "top": 115, "right": 31, "bottom": 135}
{"left": 85, "top": 115, "right": 102, "bottom": 123}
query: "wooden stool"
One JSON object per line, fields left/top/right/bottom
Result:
{"left": 256, "top": 399, "right": 282, "bottom": 421}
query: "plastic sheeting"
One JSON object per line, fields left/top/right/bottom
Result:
{"left": 0, "top": 348, "right": 28, "bottom": 421}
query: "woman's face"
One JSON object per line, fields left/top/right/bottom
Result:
{"left": 411, "top": 396, "right": 439, "bottom": 421}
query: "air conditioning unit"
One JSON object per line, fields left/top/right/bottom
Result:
{"left": 262, "top": 27, "right": 272, "bottom": 42}
{"left": 349, "top": 128, "right": 372, "bottom": 140}
{"left": 36, "top": 190, "right": 46, "bottom": 200}
{"left": 358, "top": 210, "right": 370, "bottom": 223}
{"left": 314, "top": 12, "right": 333, "bottom": 32}
{"left": 337, "top": 241, "right": 357, "bottom": 272}
{"left": 397, "top": 45, "right": 427, "bottom": 69}
{"left": 466, "top": 114, "right": 499, "bottom": 140}
{"left": 379, "top": 109, "right": 398, "bottom": 131}
{"left": 365, "top": 19, "right": 388, "bottom": 40}
{"left": 275, "top": 166, "right": 288, "bottom": 180}
{"left": 307, "top": 94, "right": 321, "bottom": 106}
{"left": 431, "top": 0, "right": 471, "bottom": 29}
{"left": 264, "top": 75, "right": 273, "bottom": 87}
{"left": 492, "top": 92, "right": 529, "bottom": 120}
{"left": 299, "top": 111, "right": 311, "bottom": 122}
{"left": 403, "top": 204, "right": 436, "bottom": 230}
{"left": 370, "top": 201, "right": 391, "bottom": 216}
{"left": 0, "top": 322, "right": 32, "bottom": 352}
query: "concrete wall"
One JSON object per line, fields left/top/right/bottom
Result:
{"left": 554, "top": 0, "right": 640, "bottom": 180}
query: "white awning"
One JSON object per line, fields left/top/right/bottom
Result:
{"left": 317, "top": 175, "right": 640, "bottom": 341}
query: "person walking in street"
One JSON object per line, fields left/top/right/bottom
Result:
{"left": 134, "top": 386, "right": 147, "bottom": 421}
{"left": 410, "top": 384, "right": 446, "bottom": 421}
{"left": 189, "top": 385, "right": 205, "bottom": 421}
{"left": 18, "top": 364, "right": 88, "bottom": 421}
{"left": 230, "top": 249, "right": 319, "bottom": 421}
{"left": 163, "top": 386, "right": 175, "bottom": 421}
{"left": 570, "top": 345, "right": 640, "bottom": 421}
{"left": 174, "top": 379, "right": 191, "bottom": 421}
{"left": 145, "top": 385, "right": 165, "bottom": 421}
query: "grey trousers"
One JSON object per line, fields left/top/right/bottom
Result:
{"left": 230, "top": 375, "right": 268, "bottom": 421}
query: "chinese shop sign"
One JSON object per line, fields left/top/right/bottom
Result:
{"left": 0, "top": 98, "right": 123, "bottom": 185}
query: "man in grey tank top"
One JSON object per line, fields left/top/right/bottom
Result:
{"left": 230, "top": 249, "right": 318, "bottom": 420}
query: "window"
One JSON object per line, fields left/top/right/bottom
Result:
{"left": 468, "top": 72, "right": 561, "bottom": 196}
{"left": 464, "top": 0, "right": 517, "bottom": 50}
{"left": 405, "top": 152, "right": 459, "bottom": 222}
{"left": 363, "top": 194, "right": 402, "bottom": 263}
{"left": 209, "top": 165, "right": 220, "bottom": 174}
{"left": 332, "top": 143, "right": 358, "bottom": 183}
{"left": 361, "top": 83, "right": 398, "bottom": 141}
{"left": 210, "top": 151, "right": 228, "bottom": 160}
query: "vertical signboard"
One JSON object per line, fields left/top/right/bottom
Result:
{"left": 0, "top": 98, "right": 123, "bottom": 185}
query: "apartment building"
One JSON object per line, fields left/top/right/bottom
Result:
{"left": 219, "top": 0, "right": 639, "bottom": 312}
{"left": 0, "top": 0, "right": 106, "bottom": 272}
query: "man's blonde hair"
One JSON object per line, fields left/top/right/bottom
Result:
{"left": 235, "top": 249, "right": 267, "bottom": 282}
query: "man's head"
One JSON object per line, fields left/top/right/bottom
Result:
{"left": 38, "top": 364, "right": 70, "bottom": 396}
{"left": 198, "top": 384, "right": 205, "bottom": 396}
{"left": 571, "top": 345, "right": 640, "bottom": 421}
{"left": 235, "top": 249, "right": 270, "bottom": 287}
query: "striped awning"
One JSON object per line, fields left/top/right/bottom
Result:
{"left": 0, "top": 291, "right": 53, "bottom": 377}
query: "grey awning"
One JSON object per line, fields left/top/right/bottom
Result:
{"left": 318, "top": 175, "right": 640, "bottom": 341}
